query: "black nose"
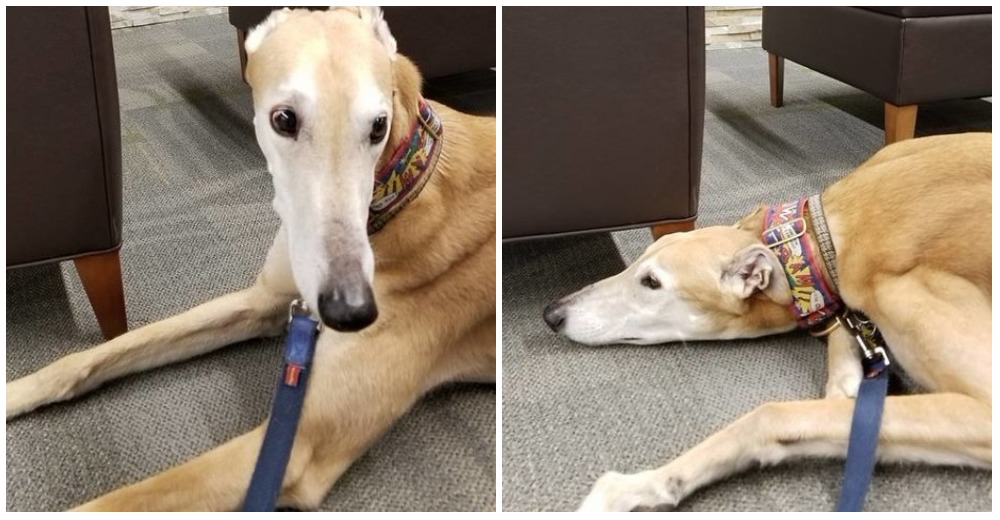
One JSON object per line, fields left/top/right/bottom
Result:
{"left": 543, "top": 302, "right": 566, "bottom": 332}
{"left": 318, "top": 285, "right": 378, "bottom": 332}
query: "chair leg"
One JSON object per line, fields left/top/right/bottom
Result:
{"left": 74, "top": 250, "right": 128, "bottom": 340}
{"left": 651, "top": 219, "right": 696, "bottom": 240}
{"left": 768, "top": 52, "right": 784, "bottom": 107}
{"left": 236, "top": 29, "right": 248, "bottom": 82}
{"left": 884, "top": 103, "right": 917, "bottom": 145}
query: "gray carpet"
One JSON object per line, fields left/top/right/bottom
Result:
{"left": 501, "top": 48, "right": 991, "bottom": 511}
{"left": 6, "top": 15, "right": 494, "bottom": 512}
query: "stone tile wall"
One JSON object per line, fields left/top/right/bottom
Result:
{"left": 706, "top": 6, "right": 762, "bottom": 50}
{"left": 109, "top": 6, "right": 227, "bottom": 29}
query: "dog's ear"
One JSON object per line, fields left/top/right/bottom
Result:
{"left": 331, "top": 6, "right": 398, "bottom": 57}
{"left": 363, "top": 7, "right": 398, "bottom": 57}
{"left": 245, "top": 8, "right": 292, "bottom": 56}
{"left": 734, "top": 204, "right": 767, "bottom": 232}
{"left": 722, "top": 244, "right": 791, "bottom": 304}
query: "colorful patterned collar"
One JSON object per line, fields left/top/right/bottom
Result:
{"left": 368, "top": 99, "right": 443, "bottom": 234}
{"left": 761, "top": 197, "right": 841, "bottom": 330}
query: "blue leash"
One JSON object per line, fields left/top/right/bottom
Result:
{"left": 835, "top": 312, "right": 890, "bottom": 512}
{"left": 242, "top": 300, "right": 320, "bottom": 512}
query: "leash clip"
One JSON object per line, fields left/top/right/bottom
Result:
{"left": 836, "top": 312, "right": 890, "bottom": 378}
{"left": 288, "top": 299, "right": 321, "bottom": 331}
{"left": 288, "top": 299, "right": 310, "bottom": 321}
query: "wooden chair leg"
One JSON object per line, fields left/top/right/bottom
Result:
{"left": 651, "top": 219, "right": 696, "bottom": 240}
{"left": 768, "top": 52, "right": 784, "bottom": 108}
{"left": 884, "top": 103, "right": 917, "bottom": 145}
{"left": 74, "top": 250, "right": 127, "bottom": 340}
{"left": 237, "top": 28, "right": 248, "bottom": 82}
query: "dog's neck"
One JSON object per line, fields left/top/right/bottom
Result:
{"left": 760, "top": 197, "right": 842, "bottom": 330}
{"left": 367, "top": 99, "right": 443, "bottom": 234}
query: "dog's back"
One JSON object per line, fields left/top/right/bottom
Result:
{"left": 823, "top": 133, "right": 991, "bottom": 298}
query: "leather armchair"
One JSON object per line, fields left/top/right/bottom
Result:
{"left": 228, "top": 7, "right": 495, "bottom": 82}
{"left": 763, "top": 7, "right": 992, "bottom": 144}
{"left": 7, "top": 7, "right": 127, "bottom": 339}
{"left": 502, "top": 7, "right": 705, "bottom": 241}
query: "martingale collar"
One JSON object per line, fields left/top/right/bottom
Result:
{"left": 761, "top": 197, "right": 841, "bottom": 329}
{"left": 368, "top": 98, "right": 443, "bottom": 234}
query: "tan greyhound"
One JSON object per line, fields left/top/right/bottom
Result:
{"left": 543, "top": 132, "right": 990, "bottom": 511}
{"left": 6, "top": 7, "right": 496, "bottom": 511}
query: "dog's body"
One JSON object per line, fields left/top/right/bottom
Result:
{"left": 544, "top": 132, "right": 990, "bottom": 511}
{"left": 6, "top": 8, "right": 495, "bottom": 511}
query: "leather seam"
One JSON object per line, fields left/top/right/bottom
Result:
{"left": 85, "top": 7, "right": 118, "bottom": 249}
{"left": 895, "top": 17, "right": 907, "bottom": 103}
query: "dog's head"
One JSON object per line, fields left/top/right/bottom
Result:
{"left": 544, "top": 215, "right": 799, "bottom": 346}
{"left": 244, "top": 7, "right": 419, "bottom": 331}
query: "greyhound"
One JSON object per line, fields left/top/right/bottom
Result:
{"left": 542, "top": 133, "right": 990, "bottom": 511}
{"left": 6, "top": 7, "right": 496, "bottom": 511}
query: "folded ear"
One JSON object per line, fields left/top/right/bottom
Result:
{"left": 362, "top": 6, "right": 397, "bottom": 57}
{"left": 244, "top": 8, "right": 292, "bottom": 56}
{"left": 722, "top": 244, "right": 791, "bottom": 303}
{"left": 734, "top": 204, "right": 767, "bottom": 231}
{"left": 332, "top": 6, "right": 397, "bottom": 57}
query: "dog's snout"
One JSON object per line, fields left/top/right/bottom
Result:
{"left": 543, "top": 302, "right": 566, "bottom": 332}
{"left": 318, "top": 284, "right": 378, "bottom": 332}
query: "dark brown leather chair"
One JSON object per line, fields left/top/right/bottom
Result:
{"left": 763, "top": 7, "right": 992, "bottom": 144}
{"left": 7, "top": 7, "right": 127, "bottom": 339}
{"left": 502, "top": 7, "right": 705, "bottom": 241}
{"left": 228, "top": 7, "right": 495, "bottom": 82}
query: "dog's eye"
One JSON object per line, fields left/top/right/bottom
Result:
{"left": 641, "top": 274, "right": 661, "bottom": 290}
{"left": 370, "top": 115, "right": 388, "bottom": 144}
{"left": 270, "top": 108, "right": 298, "bottom": 138}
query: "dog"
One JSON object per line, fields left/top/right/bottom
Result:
{"left": 6, "top": 7, "right": 495, "bottom": 511}
{"left": 542, "top": 132, "right": 990, "bottom": 511}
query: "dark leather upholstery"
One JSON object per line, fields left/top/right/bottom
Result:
{"left": 7, "top": 7, "right": 123, "bottom": 268}
{"left": 228, "top": 7, "right": 495, "bottom": 80}
{"left": 860, "top": 6, "right": 991, "bottom": 18}
{"left": 502, "top": 7, "right": 705, "bottom": 240}
{"left": 763, "top": 7, "right": 992, "bottom": 106}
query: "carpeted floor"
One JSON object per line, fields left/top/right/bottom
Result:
{"left": 501, "top": 48, "right": 991, "bottom": 511}
{"left": 6, "top": 14, "right": 495, "bottom": 512}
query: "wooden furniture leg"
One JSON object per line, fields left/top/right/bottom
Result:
{"left": 651, "top": 219, "right": 696, "bottom": 240}
{"left": 74, "top": 249, "right": 127, "bottom": 340}
{"left": 884, "top": 102, "right": 917, "bottom": 145}
{"left": 768, "top": 52, "right": 784, "bottom": 108}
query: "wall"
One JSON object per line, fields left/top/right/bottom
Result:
{"left": 705, "top": 6, "right": 762, "bottom": 49}
{"left": 109, "top": 6, "right": 227, "bottom": 29}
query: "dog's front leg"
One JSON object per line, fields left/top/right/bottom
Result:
{"left": 579, "top": 393, "right": 991, "bottom": 511}
{"left": 824, "top": 326, "right": 862, "bottom": 398}
{"left": 72, "top": 314, "right": 476, "bottom": 511}
{"left": 6, "top": 230, "right": 298, "bottom": 420}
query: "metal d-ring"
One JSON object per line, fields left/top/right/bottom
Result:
{"left": 288, "top": 299, "right": 321, "bottom": 332}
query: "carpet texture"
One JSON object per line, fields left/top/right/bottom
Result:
{"left": 6, "top": 14, "right": 495, "bottom": 512}
{"left": 501, "top": 48, "right": 991, "bottom": 511}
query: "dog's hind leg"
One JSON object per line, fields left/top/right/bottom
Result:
{"left": 6, "top": 229, "right": 298, "bottom": 420}
{"left": 274, "top": 307, "right": 496, "bottom": 509}
{"left": 71, "top": 425, "right": 267, "bottom": 511}
{"left": 578, "top": 393, "right": 991, "bottom": 512}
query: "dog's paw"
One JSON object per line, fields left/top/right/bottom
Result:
{"left": 6, "top": 372, "right": 60, "bottom": 421}
{"left": 578, "top": 470, "right": 676, "bottom": 512}
{"left": 6, "top": 377, "right": 35, "bottom": 421}
{"left": 824, "top": 372, "right": 861, "bottom": 399}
